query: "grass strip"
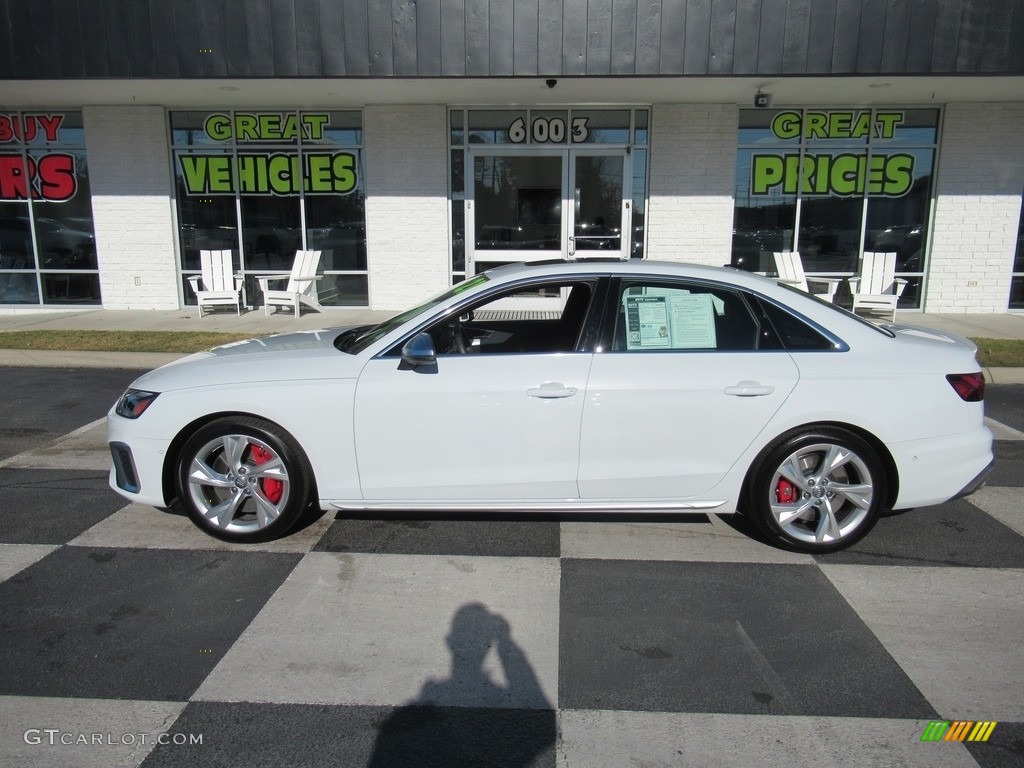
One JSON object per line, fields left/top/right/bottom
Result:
{"left": 0, "top": 330, "right": 255, "bottom": 354}
{"left": 971, "top": 338, "right": 1024, "bottom": 369}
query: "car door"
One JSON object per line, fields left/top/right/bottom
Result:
{"left": 353, "top": 280, "right": 598, "bottom": 501}
{"left": 578, "top": 278, "right": 799, "bottom": 499}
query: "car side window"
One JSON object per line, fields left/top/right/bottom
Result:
{"left": 612, "top": 280, "right": 759, "bottom": 352}
{"left": 756, "top": 299, "right": 836, "bottom": 350}
{"left": 424, "top": 281, "right": 595, "bottom": 355}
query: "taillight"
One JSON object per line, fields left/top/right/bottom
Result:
{"left": 946, "top": 372, "right": 985, "bottom": 402}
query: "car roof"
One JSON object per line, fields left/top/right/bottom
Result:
{"left": 483, "top": 257, "right": 775, "bottom": 288}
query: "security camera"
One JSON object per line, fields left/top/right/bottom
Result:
{"left": 754, "top": 92, "right": 772, "bottom": 108}
{"left": 546, "top": 79, "right": 557, "bottom": 89}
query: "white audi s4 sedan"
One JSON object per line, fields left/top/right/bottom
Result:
{"left": 108, "top": 259, "right": 993, "bottom": 553}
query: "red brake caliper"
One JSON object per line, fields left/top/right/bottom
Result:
{"left": 250, "top": 445, "right": 283, "bottom": 504}
{"left": 775, "top": 478, "right": 798, "bottom": 504}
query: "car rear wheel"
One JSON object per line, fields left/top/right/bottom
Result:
{"left": 175, "top": 417, "right": 313, "bottom": 543}
{"left": 747, "top": 428, "right": 885, "bottom": 553}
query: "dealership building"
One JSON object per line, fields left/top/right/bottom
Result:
{"left": 1, "top": 0, "right": 1022, "bottom": 315}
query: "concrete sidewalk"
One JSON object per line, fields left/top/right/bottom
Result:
{"left": 1, "top": 306, "right": 1023, "bottom": 382}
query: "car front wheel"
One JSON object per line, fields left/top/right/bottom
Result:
{"left": 747, "top": 428, "right": 885, "bottom": 553}
{"left": 175, "top": 417, "right": 313, "bottom": 543}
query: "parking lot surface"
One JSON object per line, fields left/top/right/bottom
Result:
{"left": 1, "top": 368, "right": 1022, "bottom": 767}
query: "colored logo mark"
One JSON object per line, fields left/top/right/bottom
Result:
{"left": 921, "top": 720, "right": 997, "bottom": 742}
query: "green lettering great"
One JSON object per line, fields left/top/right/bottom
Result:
{"left": 770, "top": 110, "right": 905, "bottom": 140}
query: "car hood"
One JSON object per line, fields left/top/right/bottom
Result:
{"left": 130, "top": 327, "right": 365, "bottom": 392}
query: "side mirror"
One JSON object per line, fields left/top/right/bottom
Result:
{"left": 400, "top": 332, "right": 436, "bottom": 367}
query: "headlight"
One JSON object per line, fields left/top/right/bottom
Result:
{"left": 115, "top": 389, "right": 160, "bottom": 419}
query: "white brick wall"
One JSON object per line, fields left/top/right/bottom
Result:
{"left": 926, "top": 103, "right": 1024, "bottom": 313}
{"left": 646, "top": 104, "right": 737, "bottom": 265}
{"left": 364, "top": 105, "right": 450, "bottom": 310}
{"left": 84, "top": 106, "right": 179, "bottom": 309}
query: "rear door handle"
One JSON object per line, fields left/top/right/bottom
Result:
{"left": 528, "top": 382, "right": 578, "bottom": 399}
{"left": 724, "top": 381, "right": 775, "bottom": 397}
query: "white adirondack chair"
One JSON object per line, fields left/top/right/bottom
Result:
{"left": 848, "top": 251, "right": 907, "bottom": 321}
{"left": 772, "top": 251, "right": 839, "bottom": 303}
{"left": 186, "top": 249, "right": 242, "bottom": 317}
{"left": 257, "top": 249, "right": 324, "bottom": 317}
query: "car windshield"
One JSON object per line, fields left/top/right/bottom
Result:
{"left": 335, "top": 274, "right": 490, "bottom": 354}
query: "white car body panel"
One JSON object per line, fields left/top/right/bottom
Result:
{"left": 106, "top": 260, "right": 993, "bottom": 548}
{"left": 354, "top": 352, "right": 592, "bottom": 499}
{"left": 578, "top": 350, "right": 799, "bottom": 498}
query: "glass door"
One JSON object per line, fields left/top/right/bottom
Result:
{"left": 467, "top": 149, "right": 629, "bottom": 268}
{"left": 467, "top": 150, "right": 563, "bottom": 272}
{"left": 569, "top": 150, "right": 628, "bottom": 259}
{"left": 465, "top": 148, "right": 628, "bottom": 311}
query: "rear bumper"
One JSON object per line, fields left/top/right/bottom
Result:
{"left": 889, "top": 426, "right": 994, "bottom": 509}
{"left": 950, "top": 458, "right": 994, "bottom": 500}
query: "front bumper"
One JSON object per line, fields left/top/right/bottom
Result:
{"left": 107, "top": 416, "right": 172, "bottom": 507}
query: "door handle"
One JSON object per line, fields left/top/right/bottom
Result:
{"left": 528, "top": 382, "right": 578, "bottom": 399}
{"left": 724, "top": 381, "right": 775, "bottom": 397}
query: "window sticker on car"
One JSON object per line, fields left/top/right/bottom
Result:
{"left": 624, "top": 292, "right": 717, "bottom": 350}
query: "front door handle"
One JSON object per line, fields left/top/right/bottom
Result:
{"left": 528, "top": 382, "right": 578, "bottom": 399}
{"left": 724, "top": 381, "right": 775, "bottom": 397}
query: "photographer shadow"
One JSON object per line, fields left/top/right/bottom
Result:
{"left": 368, "top": 602, "right": 555, "bottom": 767}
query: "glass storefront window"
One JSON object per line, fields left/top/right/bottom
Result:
{"left": 570, "top": 109, "right": 631, "bottom": 144}
{"left": 0, "top": 111, "right": 99, "bottom": 305}
{"left": 631, "top": 148, "right": 648, "bottom": 259}
{"left": 467, "top": 110, "right": 528, "bottom": 144}
{"left": 634, "top": 110, "right": 649, "bottom": 146}
{"left": 172, "top": 110, "right": 368, "bottom": 307}
{"left": 1011, "top": 196, "right": 1024, "bottom": 310}
{"left": 732, "top": 108, "right": 938, "bottom": 310}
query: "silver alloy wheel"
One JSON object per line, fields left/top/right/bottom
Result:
{"left": 768, "top": 441, "right": 874, "bottom": 545}
{"left": 186, "top": 433, "right": 291, "bottom": 534}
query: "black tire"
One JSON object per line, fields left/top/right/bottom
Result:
{"left": 745, "top": 427, "right": 885, "bottom": 553}
{"left": 175, "top": 416, "right": 313, "bottom": 543}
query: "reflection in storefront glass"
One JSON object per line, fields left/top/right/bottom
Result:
{"left": 732, "top": 147, "right": 796, "bottom": 273}
{"left": 473, "top": 155, "right": 562, "bottom": 252}
{"left": 174, "top": 151, "right": 239, "bottom": 273}
{"left": 0, "top": 202, "right": 37, "bottom": 271}
{"left": 634, "top": 110, "right": 649, "bottom": 146}
{"left": 305, "top": 194, "right": 367, "bottom": 272}
{"left": 732, "top": 108, "right": 938, "bottom": 309}
{"left": 798, "top": 194, "right": 864, "bottom": 273}
{"left": 172, "top": 110, "right": 368, "bottom": 306}
{"left": 467, "top": 110, "right": 528, "bottom": 144}
{"left": 570, "top": 109, "right": 630, "bottom": 144}
{"left": 631, "top": 148, "right": 647, "bottom": 258}
{"left": 1011, "top": 198, "right": 1024, "bottom": 310}
{"left": 574, "top": 155, "right": 623, "bottom": 251}
{"left": 241, "top": 196, "right": 301, "bottom": 272}
{"left": 0, "top": 111, "right": 99, "bottom": 305}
